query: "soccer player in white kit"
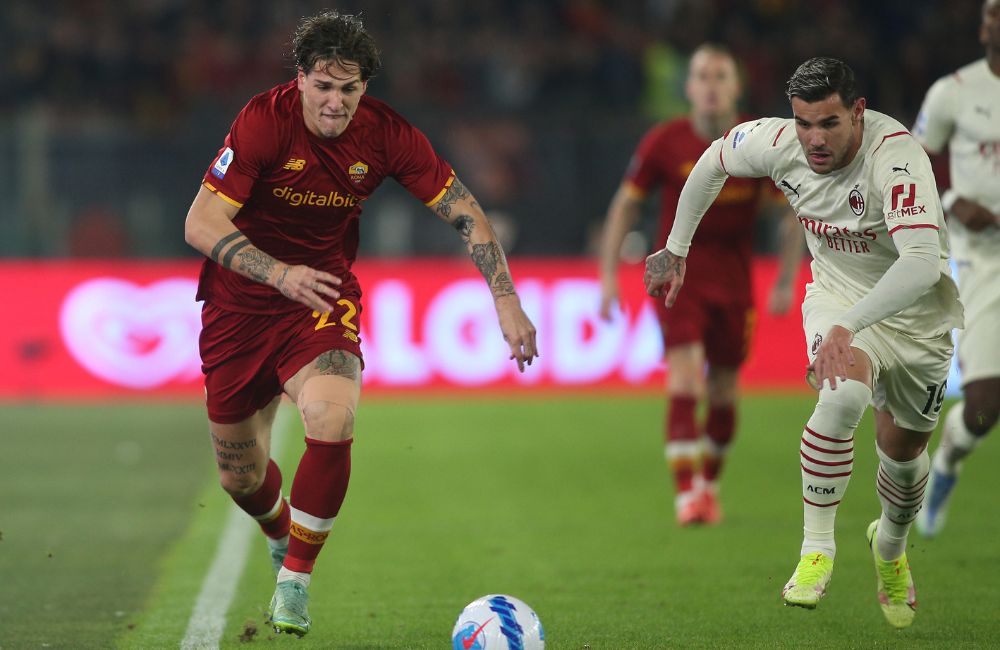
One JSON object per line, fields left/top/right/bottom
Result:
{"left": 643, "top": 57, "right": 964, "bottom": 629}
{"left": 912, "top": 0, "right": 1000, "bottom": 538}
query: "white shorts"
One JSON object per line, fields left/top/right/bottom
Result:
{"left": 954, "top": 260, "right": 1000, "bottom": 386}
{"left": 803, "top": 286, "right": 955, "bottom": 432}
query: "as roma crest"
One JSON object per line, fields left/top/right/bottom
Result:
{"left": 348, "top": 161, "right": 369, "bottom": 184}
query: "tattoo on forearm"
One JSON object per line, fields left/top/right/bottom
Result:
{"left": 491, "top": 272, "right": 516, "bottom": 297}
{"left": 453, "top": 215, "right": 475, "bottom": 241}
{"left": 220, "top": 238, "right": 250, "bottom": 269}
{"left": 210, "top": 232, "right": 244, "bottom": 263}
{"left": 471, "top": 242, "right": 502, "bottom": 284}
{"left": 275, "top": 266, "right": 290, "bottom": 291}
{"left": 215, "top": 450, "right": 243, "bottom": 461}
{"left": 435, "top": 178, "right": 472, "bottom": 220}
{"left": 315, "top": 349, "right": 360, "bottom": 380}
{"left": 236, "top": 247, "right": 276, "bottom": 283}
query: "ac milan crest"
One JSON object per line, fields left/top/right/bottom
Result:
{"left": 848, "top": 188, "right": 865, "bottom": 215}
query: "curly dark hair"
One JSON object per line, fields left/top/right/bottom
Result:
{"left": 292, "top": 10, "right": 382, "bottom": 80}
{"left": 786, "top": 57, "right": 859, "bottom": 107}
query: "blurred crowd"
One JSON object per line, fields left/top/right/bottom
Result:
{"left": 0, "top": 0, "right": 988, "bottom": 256}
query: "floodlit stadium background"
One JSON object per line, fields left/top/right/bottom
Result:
{"left": 0, "top": 0, "right": 981, "bottom": 394}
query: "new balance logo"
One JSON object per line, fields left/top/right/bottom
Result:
{"left": 891, "top": 163, "right": 910, "bottom": 175}
{"left": 284, "top": 158, "right": 306, "bottom": 171}
{"left": 780, "top": 180, "right": 801, "bottom": 197}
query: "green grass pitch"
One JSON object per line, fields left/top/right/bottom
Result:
{"left": 2, "top": 395, "right": 998, "bottom": 649}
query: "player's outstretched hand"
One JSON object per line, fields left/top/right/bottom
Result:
{"left": 809, "top": 325, "right": 855, "bottom": 390}
{"left": 644, "top": 248, "right": 686, "bottom": 308}
{"left": 273, "top": 263, "right": 342, "bottom": 313}
{"left": 599, "top": 276, "right": 619, "bottom": 322}
{"left": 495, "top": 294, "right": 538, "bottom": 373}
{"left": 768, "top": 283, "right": 795, "bottom": 316}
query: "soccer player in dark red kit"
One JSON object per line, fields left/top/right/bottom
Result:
{"left": 184, "top": 11, "right": 537, "bottom": 636}
{"left": 599, "top": 43, "right": 801, "bottom": 525}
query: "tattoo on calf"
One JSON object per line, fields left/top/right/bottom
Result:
{"left": 211, "top": 433, "right": 257, "bottom": 450}
{"left": 236, "top": 247, "right": 276, "bottom": 283}
{"left": 217, "top": 461, "right": 256, "bottom": 475}
{"left": 315, "top": 349, "right": 360, "bottom": 380}
{"left": 210, "top": 232, "right": 245, "bottom": 264}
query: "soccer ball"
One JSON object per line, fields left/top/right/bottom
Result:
{"left": 451, "top": 594, "right": 545, "bottom": 650}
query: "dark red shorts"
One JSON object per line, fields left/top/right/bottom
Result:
{"left": 653, "top": 289, "right": 754, "bottom": 368}
{"left": 199, "top": 297, "right": 364, "bottom": 424}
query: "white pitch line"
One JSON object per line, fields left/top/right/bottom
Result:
{"left": 180, "top": 405, "right": 294, "bottom": 650}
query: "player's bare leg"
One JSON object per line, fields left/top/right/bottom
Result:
{"left": 210, "top": 395, "right": 291, "bottom": 574}
{"left": 783, "top": 348, "right": 871, "bottom": 608}
{"left": 663, "top": 342, "right": 706, "bottom": 525}
{"left": 700, "top": 365, "right": 738, "bottom": 523}
{"left": 268, "top": 349, "right": 362, "bottom": 636}
{"left": 867, "top": 409, "right": 929, "bottom": 628}
{"left": 919, "top": 377, "right": 1000, "bottom": 537}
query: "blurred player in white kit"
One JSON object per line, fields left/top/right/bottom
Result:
{"left": 912, "top": 0, "right": 1000, "bottom": 538}
{"left": 643, "top": 57, "right": 963, "bottom": 629}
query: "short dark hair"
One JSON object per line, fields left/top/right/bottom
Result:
{"left": 292, "top": 11, "right": 382, "bottom": 80}
{"left": 786, "top": 57, "right": 859, "bottom": 106}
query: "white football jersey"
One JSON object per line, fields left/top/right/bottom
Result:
{"left": 718, "top": 110, "right": 962, "bottom": 337}
{"left": 913, "top": 59, "right": 1000, "bottom": 266}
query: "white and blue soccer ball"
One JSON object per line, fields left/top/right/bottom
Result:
{"left": 451, "top": 594, "right": 544, "bottom": 650}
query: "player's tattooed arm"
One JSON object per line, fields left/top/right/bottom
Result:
{"left": 471, "top": 242, "right": 516, "bottom": 298}
{"left": 643, "top": 247, "right": 687, "bottom": 307}
{"left": 206, "top": 230, "right": 341, "bottom": 313}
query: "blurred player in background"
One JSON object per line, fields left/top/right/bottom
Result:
{"left": 644, "top": 58, "right": 963, "bottom": 628}
{"left": 912, "top": 0, "right": 1000, "bottom": 538}
{"left": 184, "top": 11, "right": 537, "bottom": 637}
{"left": 599, "top": 43, "right": 802, "bottom": 526}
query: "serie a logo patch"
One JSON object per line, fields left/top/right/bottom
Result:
{"left": 212, "top": 147, "right": 234, "bottom": 179}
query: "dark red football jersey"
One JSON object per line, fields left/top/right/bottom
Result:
{"left": 625, "top": 116, "right": 774, "bottom": 305}
{"left": 198, "top": 81, "right": 454, "bottom": 313}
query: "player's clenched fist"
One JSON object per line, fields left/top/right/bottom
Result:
{"left": 272, "top": 263, "right": 343, "bottom": 313}
{"left": 643, "top": 248, "right": 686, "bottom": 308}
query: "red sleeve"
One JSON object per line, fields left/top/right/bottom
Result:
{"left": 387, "top": 119, "right": 455, "bottom": 206}
{"left": 623, "top": 126, "right": 667, "bottom": 195}
{"left": 202, "top": 96, "right": 282, "bottom": 208}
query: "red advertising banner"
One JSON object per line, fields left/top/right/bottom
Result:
{"left": 0, "top": 258, "right": 812, "bottom": 399}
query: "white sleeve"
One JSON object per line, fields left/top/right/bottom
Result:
{"left": 665, "top": 118, "right": 781, "bottom": 257}
{"left": 833, "top": 227, "right": 941, "bottom": 333}
{"left": 665, "top": 140, "right": 728, "bottom": 257}
{"left": 913, "top": 76, "right": 957, "bottom": 155}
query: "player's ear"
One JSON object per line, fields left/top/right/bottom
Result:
{"left": 852, "top": 97, "right": 866, "bottom": 123}
{"left": 360, "top": 79, "right": 369, "bottom": 95}
{"left": 296, "top": 68, "right": 308, "bottom": 92}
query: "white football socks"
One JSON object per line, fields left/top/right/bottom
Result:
{"left": 277, "top": 566, "right": 311, "bottom": 588}
{"left": 933, "top": 403, "right": 982, "bottom": 476}
{"left": 799, "top": 380, "right": 870, "bottom": 559}
{"left": 875, "top": 444, "right": 929, "bottom": 561}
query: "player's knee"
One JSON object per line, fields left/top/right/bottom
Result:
{"left": 812, "top": 380, "right": 871, "bottom": 435}
{"left": 963, "top": 399, "right": 1000, "bottom": 437}
{"left": 301, "top": 399, "right": 355, "bottom": 440}
{"left": 296, "top": 374, "right": 359, "bottom": 442}
{"left": 218, "top": 467, "right": 265, "bottom": 497}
